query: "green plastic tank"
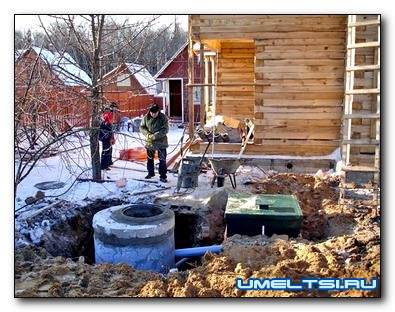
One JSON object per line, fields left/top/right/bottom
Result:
{"left": 225, "top": 193, "right": 303, "bottom": 237}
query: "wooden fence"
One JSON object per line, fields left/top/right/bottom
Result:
{"left": 103, "top": 91, "right": 163, "bottom": 121}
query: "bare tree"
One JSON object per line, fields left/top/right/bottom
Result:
{"left": 14, "top": 43, "right": 92, "bottom": 193}
{"left": 89, "top": 14, "right": 105, "bottom": 180}
{"left": 35, "top": 14, "right": 141, "bottom": 181}
{"left": 15, "top": 15, "right": 187, "bottom": 193}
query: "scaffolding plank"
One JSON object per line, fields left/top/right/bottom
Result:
{"left": 343, "top": 113, "right": 380, "bottom": 119}
{"left": 348, "top": 20, "right": 380, "bottom": 27}
{"left": 342, "top": 139, "right": 380, "bottom": 145}
{"left": 343, "top": 165, "right": 379, "bottom": 172}
{"left": 347, "top": 41, "right": 380, "bottom": 49}
{"left": 346, "top": 64, "right": 380, "bottom": 71}
{"left": 345, "top": 88, "right": 379, "bottom": 94}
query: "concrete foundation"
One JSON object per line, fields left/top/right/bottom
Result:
{"left": 93, "top": 204, "right": 175, "bottom": 273}
{"left": 155, "top": 189, "right": 228, "bottom": 247}
{"left": 185, "top": 155, "right": 336, "bottom": 174}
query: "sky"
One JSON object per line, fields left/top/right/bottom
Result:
{"left": 15, "top": 14, "right": 188, "bottom": 32}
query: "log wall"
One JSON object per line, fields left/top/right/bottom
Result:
{"left": 191, "top": 15, "right": 348, "bottom": 156}
{"left": 215, "top": 41, "right": 255, "bottom": 121}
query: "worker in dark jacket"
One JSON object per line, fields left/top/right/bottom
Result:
{"left": 99, "top": 111, "right": 115, "bottom": 170}
{"left": 140, "top": 104, "right": 169, "bottom": 182}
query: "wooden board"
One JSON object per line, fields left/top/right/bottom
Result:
{"left": 255, "top": 99, "right": 343, "bottom": 107}
{"left": 254, "top": 126, "right": 339, "bottom": 140}
{"left": 190, "top": 141, "right": 339, "bottom": 156}
{"left": 254, "top": 118, "right": 341, "bottom": 127}
{"left": 196, "top": 32, "right": 346, "bottom": 40}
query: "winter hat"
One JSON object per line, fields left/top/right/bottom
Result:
{"left": 149, "top": 103, "right": 160, "bottom": 113}
{"left": 103, "top": 111, "right": 113, "bottom": 124}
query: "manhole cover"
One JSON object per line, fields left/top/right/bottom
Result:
{"left": 34, "top": 181, "right": 66, "bottom": 190}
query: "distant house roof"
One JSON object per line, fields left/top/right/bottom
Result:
{"left": 154, "top": 41, "right": 188, "bottom": 79}
{"left": 16, "top": 46, "right": 92, "bottom": 86}
{"left": 125, "top": 63, "right": 158, "bottom": 95}
{"left": 103, "top": 63, "right": 158, "bottom": 95}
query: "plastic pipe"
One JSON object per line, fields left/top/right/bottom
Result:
{"left": 175, "top": 257, "right": 189, "bottom": 268}
{"left": 175, "top": 245, "right": 223, "bottom": 258}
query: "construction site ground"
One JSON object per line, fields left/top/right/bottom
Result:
{"left": 15, "top": 166, "right": 380, "bottom": 298}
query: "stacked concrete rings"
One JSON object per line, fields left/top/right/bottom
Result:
{"left": 93, "top": 204, "right": 175, "bottom": 273}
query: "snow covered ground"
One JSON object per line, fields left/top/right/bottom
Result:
{"left": 15, "top": 126, "right": 188, "bottom": 210}
{"left": 15, "top": 123, "right": 340, "bottom": 212}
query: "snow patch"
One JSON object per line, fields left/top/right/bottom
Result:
{"left": 29, "top": 227, "right": 45, "bottom": 244}
{"left": 126, "top": 63, "right": 158, "bottom": 95}
{"left": 15, "top": 127, "right": 186, "bottom": 210}
{"left": 31, "top": 46, "right": 92, "bottom": 86}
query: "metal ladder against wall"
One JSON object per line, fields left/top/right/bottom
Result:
{"left": 340, "top": 15, "right": 381, "bottom": 206}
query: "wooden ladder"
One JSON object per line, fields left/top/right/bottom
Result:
{"left": 340, "top": 15, "right": 380, "bottom": 206}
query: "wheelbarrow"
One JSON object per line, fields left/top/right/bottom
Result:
{"left": 208, "top": 158, "right": 241, "bottom": 189}
{"left": 207, "top": 121, "right": 254, "bottom": 189}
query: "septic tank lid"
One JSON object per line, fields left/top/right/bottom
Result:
{"left": 111, "top": 204, "right": 173, "bottom": 225}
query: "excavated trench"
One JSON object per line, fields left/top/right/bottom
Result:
{"left": 17, "top": 174, "right": 348, "bottom": 265}
{"left": 23, "top": 198, "right": 124, "bottom": 264}
{"left": 16, "top": 198, "right": 224, "bottom": 266}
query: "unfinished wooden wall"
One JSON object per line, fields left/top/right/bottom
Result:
{"left": 215, "top": 41, "right": 255, "bottom": 121}
{"left": 191, "top": 15, "right": 347, "bottom": 156}
{"left": 254, "top": 16, "right": 346, "bottom": 155}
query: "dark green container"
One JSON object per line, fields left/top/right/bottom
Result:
{"left": 225, "top": 193, "right": 303, "bottom": 237}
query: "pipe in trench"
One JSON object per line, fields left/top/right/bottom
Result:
{"left": 175, "top": 245, "right": 223, "bottom": 259}
{"left": 175, "top": 257, "right": 189, "bottom": 268}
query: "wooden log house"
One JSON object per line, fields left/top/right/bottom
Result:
{"left": 188, "top": 15, "right": 380, "bottom": 175}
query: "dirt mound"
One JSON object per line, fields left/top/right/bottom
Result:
{"left": 15, "top": 245, "right": 162, "bottom": 297}
{"left": 250, "top": 173, "right": 341, "bottom": 240}
{"left": 222, "top": 233, "right": 379, "bottom": 297}
{"left": 15, "top": 232, "right": 379, "bottom": 297}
